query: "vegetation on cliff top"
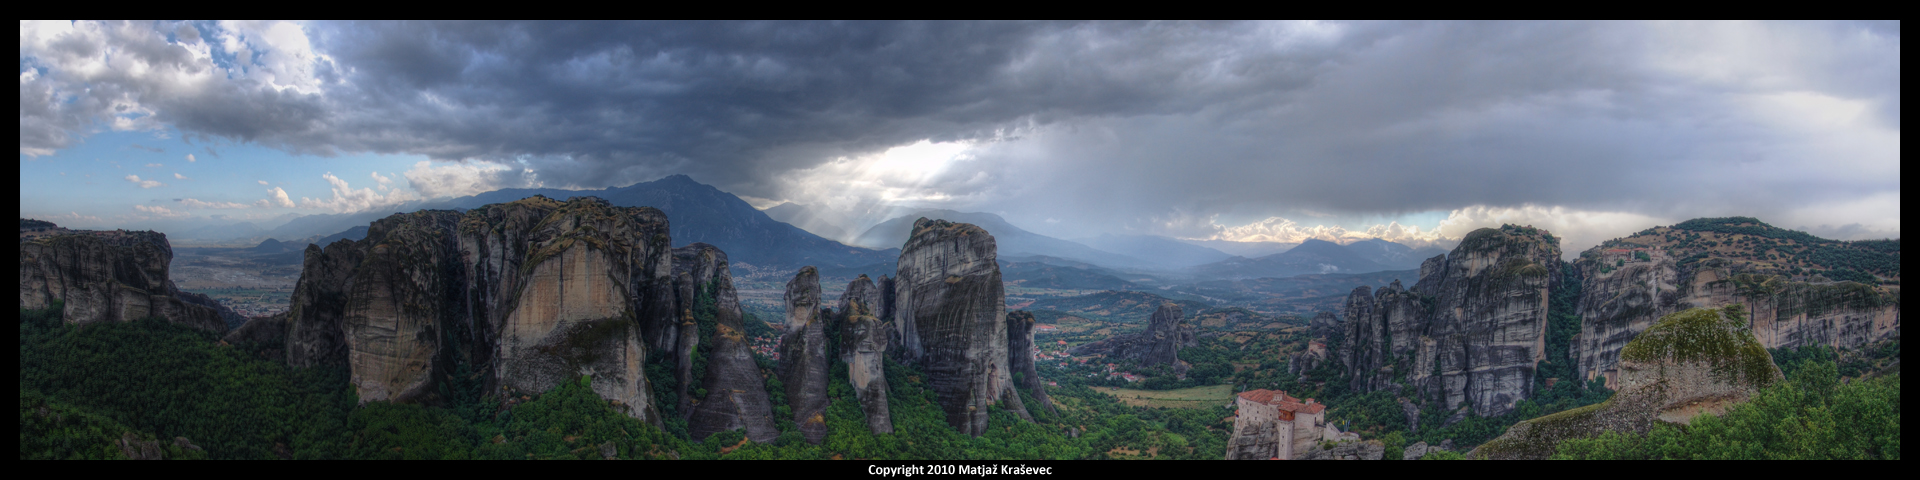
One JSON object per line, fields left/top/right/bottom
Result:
{"left": 1551, "top": 359, "right": 1899, "bottom": 460}
{"left": 1618, "top": 305, "right": 1779, "bottom": 390}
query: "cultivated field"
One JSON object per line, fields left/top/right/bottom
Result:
{"left": 1096, "top": 384, "right": 1235, "bottom": 409}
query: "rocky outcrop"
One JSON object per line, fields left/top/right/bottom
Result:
{"left": 1288, "top": 340, "right": 1330, "bottom": 376}
{"left": 461, "top": 198, "right": 668, "bottom": 422}
{"left": 1473, "top": 306, "right": 1782, "bottom": 460}
{"left": 19, "top": 227, "right": 234, "bottom": 333}
{"left": 676, "top": 243, "right": 780, "bottom": 443}
{"left": 892, "top": 218, "right": 1030, "bottom": 436}
{"left": 1309, "top": 311, "right": 1339, "bottom": 340}
{"left": 1300, "top": 440, "right": 1385, "bottom": 460}
{"left": 1005, "top": 310, "right": 1056, "bottom": 415}
{"left": 344, "top": 210, "right": 464, "bottom": 404}
{"left": 1402, "top": 440, "right": 1449, "bottom": 460}
{"left": 1338, "top": 225, "right": 1561, "bottom": 417}
{"left": 777, "top": 266, "right": 830, "bottom": 444}
{"left": 1574, "top": 248, "right": 1899, "bottom": 389}
{"left": 284, "top": 239, "right": 366, "bottom": 367}
{"left": 271, "top": 197, "right": 671, "bottom": 423}
{"left": 838, "top": 276, "right": 893, "bottom": 434}
{"left": 1068, "top": 303, "right": 1194, "bottom": 374}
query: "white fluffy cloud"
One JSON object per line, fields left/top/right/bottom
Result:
{"left": 254, "top": 186, "right": 297, "bottom": 208}
{"left": 173, "top": 173, "right": 189, "bottom": 180}
{"left": 296, "top": 172, "right": 417, "bottom": 213}
{"left": 1196, "top": 205, "right": 1675, "bottom": 258}
{"left": 124, "top": 175, "right": 164, "bottom": 188}
{"left": 257, "top": 180, "right": 270, "bottom": 185}
{"left": 176, "top": 198, "right": 248, "bottom": 209}
{"left": 185, "top": 153, "right": 196, "bottom": 162}
{"left": 132, "top": 204, "right": 189, "bottom": 218}
{"left": 1205, "top": 217, "right": 1448, "bottom": 249}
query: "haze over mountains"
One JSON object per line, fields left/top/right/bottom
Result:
{"left": 178, "top": 176, "right": 1454, "bottom": 284}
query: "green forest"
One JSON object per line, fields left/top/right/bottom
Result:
{"left": 19, "top": 300, "right": 1230, "bottom": 460}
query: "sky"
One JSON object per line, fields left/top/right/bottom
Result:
{"left": 19, "top": 21, "right": 1901, "bottom": 256}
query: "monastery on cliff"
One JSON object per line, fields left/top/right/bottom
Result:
{"left": 1226, "top": 389, "right": 1342, "bottom": 460}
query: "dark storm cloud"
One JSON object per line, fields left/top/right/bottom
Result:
{"left": 20, "top": 21, "right": 1901, "bottom": 241}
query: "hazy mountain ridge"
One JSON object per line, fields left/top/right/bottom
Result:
{"left": 854, "top": 210, "right": 1148, "bottom": 268}
{"left": 1074, "top": 233, "right": 1233, "bottom": 268}
{"left": 1191, "top": 238, "right": 1392, "bottom": 279}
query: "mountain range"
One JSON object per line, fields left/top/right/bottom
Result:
{"left": 185, "top": 175, "right": 1442, "bottom": 281}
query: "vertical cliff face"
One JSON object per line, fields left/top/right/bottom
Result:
{"left": 893, "top": 218, "right": 1030, "bottom": 436}
{"left": 19, "top": 228, "right": 233, "bottom": 333}
{"left": 671, "top": 270, "right": 699, "bottom": 417}
{"left": 1340, "top": 225, "right": 1560, "bottom": 417}
{"left": 1414, "top": 226, "right": 1559, "bottom": 417}
{"left": 1338, "top": 286, "right": 1382, "bottom": 389}
{"left": 285, "top": 240, "right": 366, "bottom": 367}
{"left": 838, "top": 277, "right": 893, "bottom": 434}
{"left": 274, "top": 197, "right": 673, "bottom": 422}
{"left": 675, "top": 243, "right": 780, "bottom": 443}
{"left": 343, "top": 210, "right": 464, "bottom": 404}
{"left": 1574, "top": 250, "right": 1899, "bottom": 389}
{"left": 1005, "top": 310, "right": 1056, "bottom": 415}
{"left": 459, "top": 198, "right": 670, "bottom": 422}
{"left": 777, "top": 266, "right": 830, "bottom": 444}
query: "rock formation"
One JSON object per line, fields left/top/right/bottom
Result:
{"left": 1068, "top": 302, "right": 1194, "bottom": 374}
{"left": 892, "top": 218, "right": 1030, "bottom": 436}
{"left": 19, "top": 226, "right": 235, "bottom": 333}
{"left": 1573, "top": 247, "right": 1899, "bottom": 389}
{"left": 1005, "top": 310, "right": 1056, "bottom": 414}
{"left": 270, "top": 197, "right": 670, "bottom": 423}
{"left": 343, "top": 210, "right": 464, "bottom": 404}
{"left": 675, "top": 243, "right": 781, "bottom": 443}
{"left": 1300, "top": 440, "right": 1386, "bottom": 460}
{"left": 777, "top": 266, "right": 830, "bottom": 444}
{"left": 1309, "top": 311, "right": 1339, "bottom": 340}
{"left": 462, "top": 198, "right": 669, "bottom": 422}
{"left": 1472, "top": 306, "right": 1782, "bottom": 460}
{"left": 1337, "top": 225, "right": 1561, "bottom": 417}
{"left": 838, "top": 276, "right": 892, "bottom": 434}
{"left": 1287, "top": 340, "right": 1330, "bottom": 376}
{"left": 284, "top": 239, "right": 366, "bottom": 367}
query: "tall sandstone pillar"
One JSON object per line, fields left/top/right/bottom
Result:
{"left": 777, "top": 266, "right": 830, "bottom": 444}
{"left": 839, "top": 275, "right": 893, "bottom": 434}
{"left": 893, "top": 218, "right": 1031, "bottom": 436}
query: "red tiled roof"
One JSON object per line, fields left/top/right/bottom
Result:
{"left": 1238, "top": 389, "right": 1325, "bottom": 414}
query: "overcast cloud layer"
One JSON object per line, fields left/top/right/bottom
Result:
{"left": 20, "top": 21, "right": 1902, "bottom": 255}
